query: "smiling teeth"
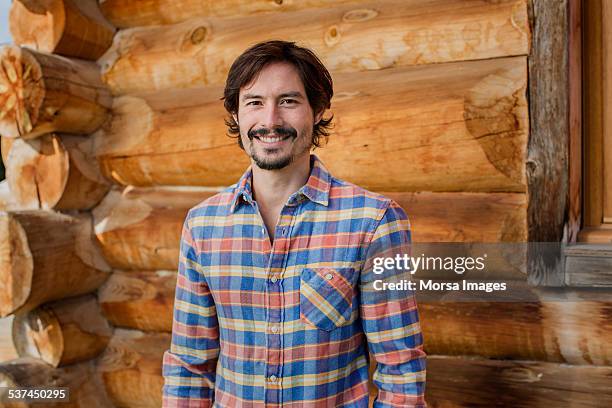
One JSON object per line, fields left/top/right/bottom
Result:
{"left": 259, "top": 136, "right": 285, "bottom": 143}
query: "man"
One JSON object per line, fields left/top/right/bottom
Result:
{"left": 162, "top": 40, "right": 426, "bottom": 407}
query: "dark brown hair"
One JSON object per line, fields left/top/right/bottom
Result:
{"left": 223, "top": 40, "right": 333, "bottom": 149}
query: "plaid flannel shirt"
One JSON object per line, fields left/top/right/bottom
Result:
{"left": 162, "top": 155, "right": 426, "bottom": 407}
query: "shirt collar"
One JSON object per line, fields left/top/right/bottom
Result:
{"left": 230, "top": 154, "right": 331, "bottom": 213}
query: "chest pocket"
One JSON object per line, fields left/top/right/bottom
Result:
{"left": 300, "top": 267, "right": 357, "bottom": 331}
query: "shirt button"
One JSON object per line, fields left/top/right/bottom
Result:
{"left": 268, "top": 375, "right": 277, "bottom": 382}
{"left": 270, "top": 276, "right": 278, "bottom": 283}
{"left": 270, "top": 325, "right": 279, "bottom": 333}
{"left": 325, "top": 273, "right": 333, "bottom": 280}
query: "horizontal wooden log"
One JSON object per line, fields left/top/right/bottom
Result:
{"left": 98, "top": 271, "right": 176, "bottom": 332}
{"left": 93, "top": 187, "right": 216, "bottom": 270}
{"left": 5, "top": 134, "right": 109, "bottom": 211}
{"left": 0, "top": 357, "right": 113, "bottom": 407}
{"left": 9, "top": 0, "right": 115, "bottom": 60}
{"left": 0, "top": 46, "right": 112, "bottom": 139}
{"left": 419, "top": 295, "right": 612, "bottom": 365}
{"left": 97, "top": 329, "right": 170, "bottom": 408}
{"left": 98, "top": 0, "right": 529, "bottom": 94}
{"left": 96, "top": 56, "right": 529, "bottom": 192}
{"left": 12, "top": 295, "right": 112, "bottom": 367}
{"left": 388, "top": 191, "right": 527, "bottom": 242}
{"left": 100, "top": 329, "right": 612, "bottom": 407}
{"left": 94, "top": 258, "right": 609, "bottom": 366}
{"left": 0, "top": 210, "right": 110, "bottom": 317}
{"left": 424, "top": 356, "right": 612, "bottom": 407}
{"left": 93, "top": 186, "right": 526, "bottom": 271}
{"left": 99, "top": 0, "right": 362, "bottom": 28}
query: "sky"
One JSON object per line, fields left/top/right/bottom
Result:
{"left": 0, "top": 1, "right": 12, "bottom": 45}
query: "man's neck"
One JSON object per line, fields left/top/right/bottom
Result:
{"left": 251, "top": 153, "right": 311, "bottom": 239}
{"left": 251, "top": 153, "right": 311, "bottom": 209}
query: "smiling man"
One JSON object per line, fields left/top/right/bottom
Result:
{"left": 162, "top": 40, "right": 426, "bottom": 407}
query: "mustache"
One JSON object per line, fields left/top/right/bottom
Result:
{"left": 248, "top": 126, "right": 297, "bottom": 140}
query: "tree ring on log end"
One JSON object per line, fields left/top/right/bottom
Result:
{"left": 342, "top": 9, "right": 379, "bottom": 23}
{"left": 0, "top": 46, "right": 45, "bottom": 139}
{"left": 0, "top": 213, "right": 34, "bottom": 317}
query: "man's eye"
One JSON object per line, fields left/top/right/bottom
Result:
{"left": 246, "top": 101, "right": 261, "bottom": 106}
{"left": 281, "top": 99, "right": 297, "bottom": 105}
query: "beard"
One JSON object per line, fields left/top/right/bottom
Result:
{"left": 246, "top": 125, "right": 310, "bottom": 170}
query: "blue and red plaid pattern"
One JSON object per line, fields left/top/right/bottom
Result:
{"left": 162, "top": 155, "right": 426, "bottom": 407}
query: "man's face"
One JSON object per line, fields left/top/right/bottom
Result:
{"left": 234, "top": 62, "right": 323, "bottom": 170}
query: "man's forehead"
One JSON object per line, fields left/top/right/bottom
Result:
{"left": 239, "top": 62, "right": 306, "bottom": 98}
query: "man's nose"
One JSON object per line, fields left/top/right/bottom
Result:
{"left": 262, "top": 104, "right": 282, "bottom": 129}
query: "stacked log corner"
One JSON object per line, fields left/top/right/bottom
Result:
{"left": 9, "top": 0, "right": 115, "bottom": 60}
{"left": 12, "top": 295, "right": 112, "bottom": 367}
{"left": 0, "top": 45, "right": 111, "bottom": 140}
{"left": 2, "top": 134, "right": 109, "bottom": 210}
{"left": 0, "top": 210, "right": 110, "bottom": 317}
{"left": 0, "top": 357, "right": 114, "bottom": 407}
{"left": 0, "top": 1, "right": 118, "bottom": 408}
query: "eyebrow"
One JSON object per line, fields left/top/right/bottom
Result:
{"left": 241, "top": 91, "right": 304, "bottom": 101}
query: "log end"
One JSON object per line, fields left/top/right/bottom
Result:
{"left": 12, "top": 307, "right": 64, "bottom": 367}
{"left": 9, "top": 0, "right": 65, "bottom": 54}
{"left": 6, "top": 135, "right": 70, "bottom": 210}
{"left": 0, "top": 46, "right": 45, "bottom": 139}
{"left": 0, "top": 213, "right": 33, "bottom": 317}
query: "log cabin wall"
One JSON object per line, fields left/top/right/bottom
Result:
{"left": 0, "top": 0, "right": 610, "bottom": 407}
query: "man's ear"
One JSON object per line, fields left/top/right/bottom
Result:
{"left": 232, "top": 113, "right": 238, "bottom": 124}
{"left": 314, "top": 110, "right": 324, "bottom": 125}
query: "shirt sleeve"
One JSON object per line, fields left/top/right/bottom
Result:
{"left": 359, "top": 200, "right": 427, "bottom": 407}
{"left": 162, "top": 212, "right": 220, "bottom": 407}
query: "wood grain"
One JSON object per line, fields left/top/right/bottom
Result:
{"left": 97, "top": 329, "right": 170, "bottom": 408}
{"left": 96, "top": 57, "right": 529, "bottom": 193}
{"left": 12, "top": 295, "right": 112, "bottom": 367}
{"left": 98, "top": 0, "right": 529, "bottom": 94}
{"left": 0, "top": 46, "right": 112, "bottom": 140}
{"left": 99, "top": 271, "right": 177, "bottom": 332}
{"left": 9, "top": 0, "right": 115, "bottom": 60}
{"left": 0, "top": 211, "right": 110, "bottom": 317}
{"left": 92, "top": 186, "right": 527, "bottom": 271}
{"left": 5, "top": 134, "right": 109, "bottom": 211}
{"left": 527, "top": 0, "right": 569, "bottom": 286}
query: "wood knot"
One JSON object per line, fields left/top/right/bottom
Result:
{"left": 526, "top": 159, "right": 538, "bottom": 177}
{"left": 325, "top": 25, "right": 341, "bottom": 47}
{"left": 502, "top": 367, "right": 543, "bottom": 383}
{"left": 190, "top": 26, "right": 207, "bottom": 44}
{"left": 342, "top": 9, "right": 378, "bottom": 23}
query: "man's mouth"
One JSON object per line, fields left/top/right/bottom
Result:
{"left": 248, "top": 127, "right": 297, "bottom": 145}
{"left": 255, "top": 134, "right": 291, "bottom": 144}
